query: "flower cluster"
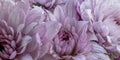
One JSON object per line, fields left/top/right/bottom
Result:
{"left": 0, "top": 0, "right": 120, "bottom": 60}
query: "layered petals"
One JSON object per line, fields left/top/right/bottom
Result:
{"left": 0, "top": 0, "right": 49, "bottom": 60}
{"left": 80, "top": 0, "right": 120, "bottom": 59}
{"left": 45, "top": 5, "right": 92, "bottom": 60}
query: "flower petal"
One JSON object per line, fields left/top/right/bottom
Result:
{"left": 8, "top": 6, "right": 25, "bottom": 29}
{"left": 73, "top": 55, "right": 86, "bottom": 60}
{"left": 44, "top": 21, "right": 61, "bottom": 40}
{"left": 18, "top": 54, "right": 33, "bottom": 60}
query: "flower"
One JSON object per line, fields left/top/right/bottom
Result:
{"left": 1, "top": 0, "right": 120, "bottom": 60}
{"left": 80, "top": 0, "right": 120, "bottom": 59}
{"left": 0, "top": 0, "right": 48, "bottom": 60}
{"left": 44, "top": 5, "right": 92, "bottom": 60}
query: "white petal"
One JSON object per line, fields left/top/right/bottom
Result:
{"left": 73, "top": 55, "right": 86, "bottom": 60}
{"left": 39, "top": 54, "right": 58, "bottom": 60}
{"left": 45, "top": 21, "right": 61, "bottom": 40}
{"left": 64, "top": 0, "right": 78, "bottom": 18}
{"left": 54, "top": 6, "right": 65, "bottom": 23}
{"left": 86, "top": 53, "right": 110, "bottom": 60}
{"left": 26, "top": 33, "right": 40, "bottom": 53}
{"left": 18, "top": 54, "right": 33, "bottom": 60}
{"left": 29, "top": 23, "right": 45, "bottom": 35}
{"left": 8, "top": 6, "right": 25, "bottom": 29}
{"left": 77, "top": 21, "right": 88, "bottom": 33}
{"left": 24, "top": 22, "right": 37, "bottom": 34}
{"left": 9, "top": 51, "right": 17, "bottom": 59}
{"left": 21, "top": 35, "right": 32, "bottom": 47}
{"left": 94, "top": 53, "right": 110, "bottom": 60}
{"left": 17, "top": 24, "right": 25, "bottom": 32}
{"left": 92, "top": 42, "right": 107, "bottom": 53}
{"left": 116, "top": 45, "right": 120, "bottom": 54}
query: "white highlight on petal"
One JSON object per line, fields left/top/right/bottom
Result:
{"left": 21, "top": 35, "right": 32, "bottom": 47}
{"left": 9, "top": 51, "right": 17, "bottom": 59}
{"left": 19, "top": 54, "right": 33, "bottom": 60}
{"left": 73, "top": 55, "right": 86, "bottom": 60}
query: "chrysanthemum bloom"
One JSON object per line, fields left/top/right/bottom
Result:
{"left": 40, "top": 5, "right": 92, "bottom": 60}
{"left": 0, "top": 0, "right": 49, "bottom": 60}
{"left": 80, "top": 0, "right": 120, "bottom": 59}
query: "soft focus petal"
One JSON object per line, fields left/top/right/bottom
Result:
{"left": 73, "top": 55, "right": 86, "bottom": 60}
{"left": 16, "top": 54, "right": 33, "bottom": 60}
{"left": 44, "top": 21, "right": 61, "bottom": 40}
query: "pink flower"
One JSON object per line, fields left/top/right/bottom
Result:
{"left": 43, "top": 5, "right": 92, "bottom": 60}
{"left": 80, "top": 0, "right": 120, "bottom": 59}
{"left": 0, "top": 0, "right": 48, "bottom": 60}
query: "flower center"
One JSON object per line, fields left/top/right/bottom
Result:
{"left": 114, "top": 19, "right": 120, "bottom": 25}
{"left": 62, "top": 31, "right": 70, "bottom": 40}
{"left": 0, "top": 44, "right": 4, "bottom": 52}
{"left": 0, "top": 35, "right": 17, "bottom": 59}
{"left": 59, "top": 30, "right": 72, "bottom": 41}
